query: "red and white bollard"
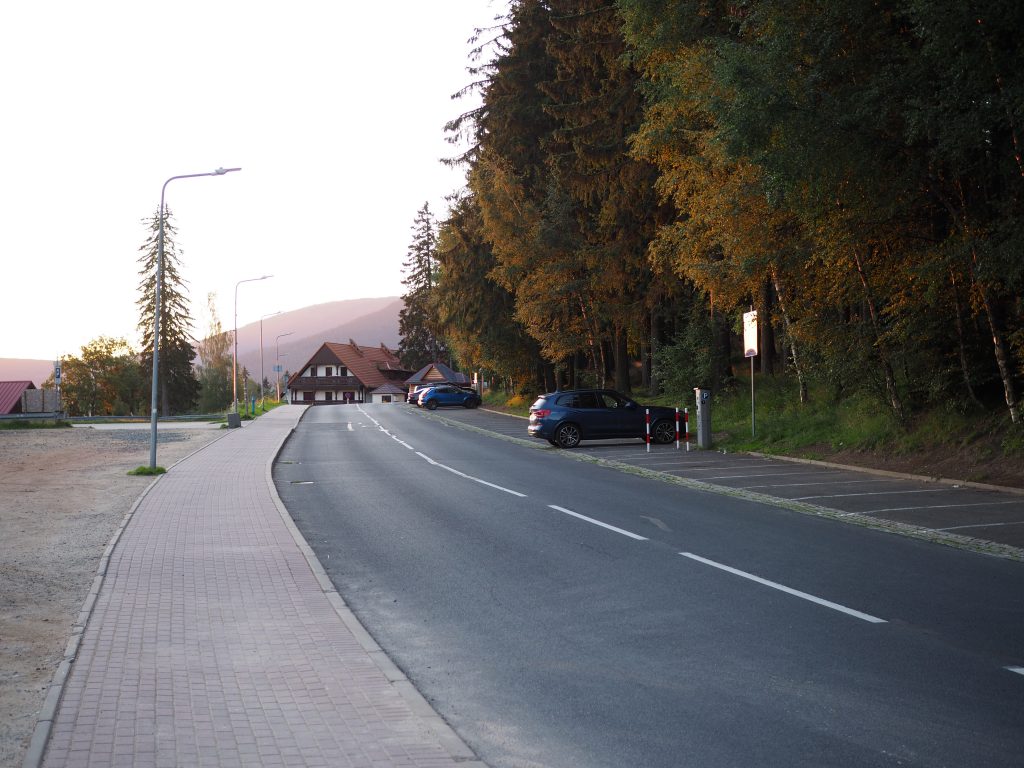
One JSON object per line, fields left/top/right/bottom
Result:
{"left": 684, "top": 407, "right": 690, "bottom": 451}
{"left": 645, "top": 408, "right": 651, "bottom": 453}
{"left": 675, "top": 408, "right": 680, "bottom": 450}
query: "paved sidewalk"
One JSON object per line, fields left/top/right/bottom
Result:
{"left": 34, "top": 405, "right": 481, "bottom": 768}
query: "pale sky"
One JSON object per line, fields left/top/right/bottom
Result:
{"left": 1, "top": 1, "right": 503, "bottom": 361}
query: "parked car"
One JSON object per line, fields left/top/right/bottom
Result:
{"left": 528, "top": 389, "right": 677, "bottom": 448}
{"left": 418, "top": 384, "right": 481, "bottom": 410}
{"left": 407, "top": 385, "right": 433, "bottom": 404}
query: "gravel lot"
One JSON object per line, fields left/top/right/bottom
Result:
{"left": 0, "top": 425, "right": 223, "bottom": 768}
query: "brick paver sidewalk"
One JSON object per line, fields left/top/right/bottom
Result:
{"left": 36, "top": 406, "right": 480, "bottom": 768}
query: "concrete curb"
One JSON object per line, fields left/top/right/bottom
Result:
{"left": 22, "top": 427, "right": 233, "bottom": 768}
{"left": 265, "top": 408, "right": 486, "bottom": 767}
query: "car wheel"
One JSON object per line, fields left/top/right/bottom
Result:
{"left": 426, "top": 400, "right": 438, "bottom": 410}
{"left": 554, "top": 423, "right": 581, "bottom": 449}
{"left": 653, "top": 419, "right": 676, "bottom": 445}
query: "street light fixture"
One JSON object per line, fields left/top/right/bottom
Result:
{"left": 259, "top": 311, "right": 281, "bottom": 409}
{"left": 275, "top": 331, "right": 294, "bottom": 401}
{"left": 233, "top": 275, "right": 272, "bottom": 413}
{"left": 149, "top": 167, "right": 241, "bottom": 469}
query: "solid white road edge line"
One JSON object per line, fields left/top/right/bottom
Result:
{"left": 679, "top": 552, "right": 887, "bottom": 624}
{"left": 415, "top": 452, "right": 527, "bottom": 497}
{"left": 548, "top": 505, "right": 648, "bottom": 541}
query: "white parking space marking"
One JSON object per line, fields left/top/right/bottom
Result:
{"left": 347, "top": 423, "right": 354, "bottom": 431}
{"left": 938, "top": 521, "right": 1024, "bottom": 532}
{"left": 865, "top": 500, "right": 1023, "bottom": 514}
{"left": 740, "top": 479, "right": 883, "bottom": 490}
{"left": 793, "top": 489, "right": 954, "bottom": 501}
{"left": 679, "top": 553, "right": 887, "bottom": 624}
{"left": 416, "top": 452, "right": 527, "bottom": 498}
{"left": 548, "top": 505, "right": 648, "bottom": 541}
{"left": 1007, "top": 667, "right": 1024, "bottom": 677}
{"left": 704, "top": 471, "right": 838, "bottom": 481}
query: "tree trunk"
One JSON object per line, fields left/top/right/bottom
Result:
{"left": 967, "top": 254, "right": 1020, "bottom": 423}
{"left": 759, "top": 278, "right": 776, "bottom": 375}
{"left": 770, "top": 266, "right": 807, "bottom": 404}
{"left": 614, "top": 327, "right": 630, "bottom": 394}
{"left": 160, "top": 378, "right": 170, "bottom": 418}
{"left": 949, "top": 270, "right": 983, "bottom": 408}
{"left": 648, "top": 304, "right": 660, "bottom": 396}
{"left": 852, "top": 248, "right": 904, "bottom": 422}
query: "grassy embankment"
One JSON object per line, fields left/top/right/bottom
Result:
{"left": 481, "top": 375, "right": 1024, "bottom": 471}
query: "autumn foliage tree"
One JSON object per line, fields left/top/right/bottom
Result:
{"left": 432, "top": 0, "right": 1023, "bottom": 427}
{"left": 55, "top": 337, "right": 144, "bottom": 417}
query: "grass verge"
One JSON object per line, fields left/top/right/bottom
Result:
{"left": 128, "top": 466, "right": 166, "bottom": 476}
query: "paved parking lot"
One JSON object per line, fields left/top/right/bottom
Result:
{"left": 408, "top": 405, "right": 1024, "bottom": 554}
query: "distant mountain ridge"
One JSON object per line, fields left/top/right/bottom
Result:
{"left": 0, "top": 359, "right": 54, "bottom": 387}
{"left": 233, "top": 297, "right": 404, "bottom": 381}
{"left": 0, "top": 297, "right": 404, "bottom": 387}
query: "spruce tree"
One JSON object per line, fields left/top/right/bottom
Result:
{"left": 398, "top": 203, "right": 446, "bottom": 370}
{"left": 136, "top": 208, "right": 200, "bottom": 415}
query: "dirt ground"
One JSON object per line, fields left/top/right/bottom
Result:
{"left": 0, "top": 426, "right": 223, "bottom": 768}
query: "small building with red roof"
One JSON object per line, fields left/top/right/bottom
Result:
{"left": 0, "top": 381, "right": 36, "bottom": 415}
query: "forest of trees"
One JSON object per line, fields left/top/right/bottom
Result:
{"left": 420, "top": 0, "right": 1023, "bottom": 427}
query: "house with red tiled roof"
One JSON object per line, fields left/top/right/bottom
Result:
{"left": 286, "top": 341, "right": 411, "bottom": 405}
{"left": 0, "top": 381, "right": 35, "bottom": 414}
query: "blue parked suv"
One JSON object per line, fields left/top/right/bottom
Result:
{"left": 418, "top": 384, "right": 481, "bottom": 410}
{"left": 528, "top": 389, "right": 677, "bottom": 448}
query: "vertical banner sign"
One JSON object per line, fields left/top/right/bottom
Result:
{"left": 743, "top": 310, "right": 758, "bottom": 437}
{"left": 743, "top": 311, "right": 758, "bottom": 359}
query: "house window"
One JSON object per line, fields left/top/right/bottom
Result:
{"left": 325, "top": 392, "right": 333, "bottom": 401}
{"left": 309, "top": 366, "right": 317, "bottom": 377}
{"left": 302, "top": 391, "right": 314, "bottom": 402}
{"left": 338, "top": 367, "right": 347, "bottom": 377}
{"left": 325, "top": 366, "right": 333, "bottom": 377}
{"left": 382, "top": 395, "right": 392, "bottom": 403}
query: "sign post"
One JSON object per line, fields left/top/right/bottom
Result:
{"left": 743, "top": 310, "right": 758, "bottom": 437}
{"left": 53, "top": 360, "right": 62, "bottom": 416}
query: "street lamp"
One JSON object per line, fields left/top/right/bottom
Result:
{"left": 259, "top": 311, "right": 281, "bottom": 409}
{"left": 233, "top": 275, "right": 272, "bottom": 413}
{"left": 276, "top": 331, "right": 294, "bottom": 401}
{"left": 149, "top": 167, "right": 241, "bottom": 469}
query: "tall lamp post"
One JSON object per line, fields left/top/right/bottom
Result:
{"left": 276, "top": 331, "right": 294, "bottom": 401}
{"left": 149, "top": 167, "right": 241, "bottom": 470}
{"left": 259, "top": 311, "right": 281, "bottom": 409}
{"left": 233, "top": 275, "right": 272, "bottom": 413}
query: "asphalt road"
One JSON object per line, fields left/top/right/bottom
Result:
{"left": 275, "top": 404, "right": 1024, "bottom": 768}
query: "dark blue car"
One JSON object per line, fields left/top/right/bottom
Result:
{"left": 418, "top": 384, "right": 481, "bottom": 410}
{"left": 528, "top": 389, "right": 677, "bottom": 448}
